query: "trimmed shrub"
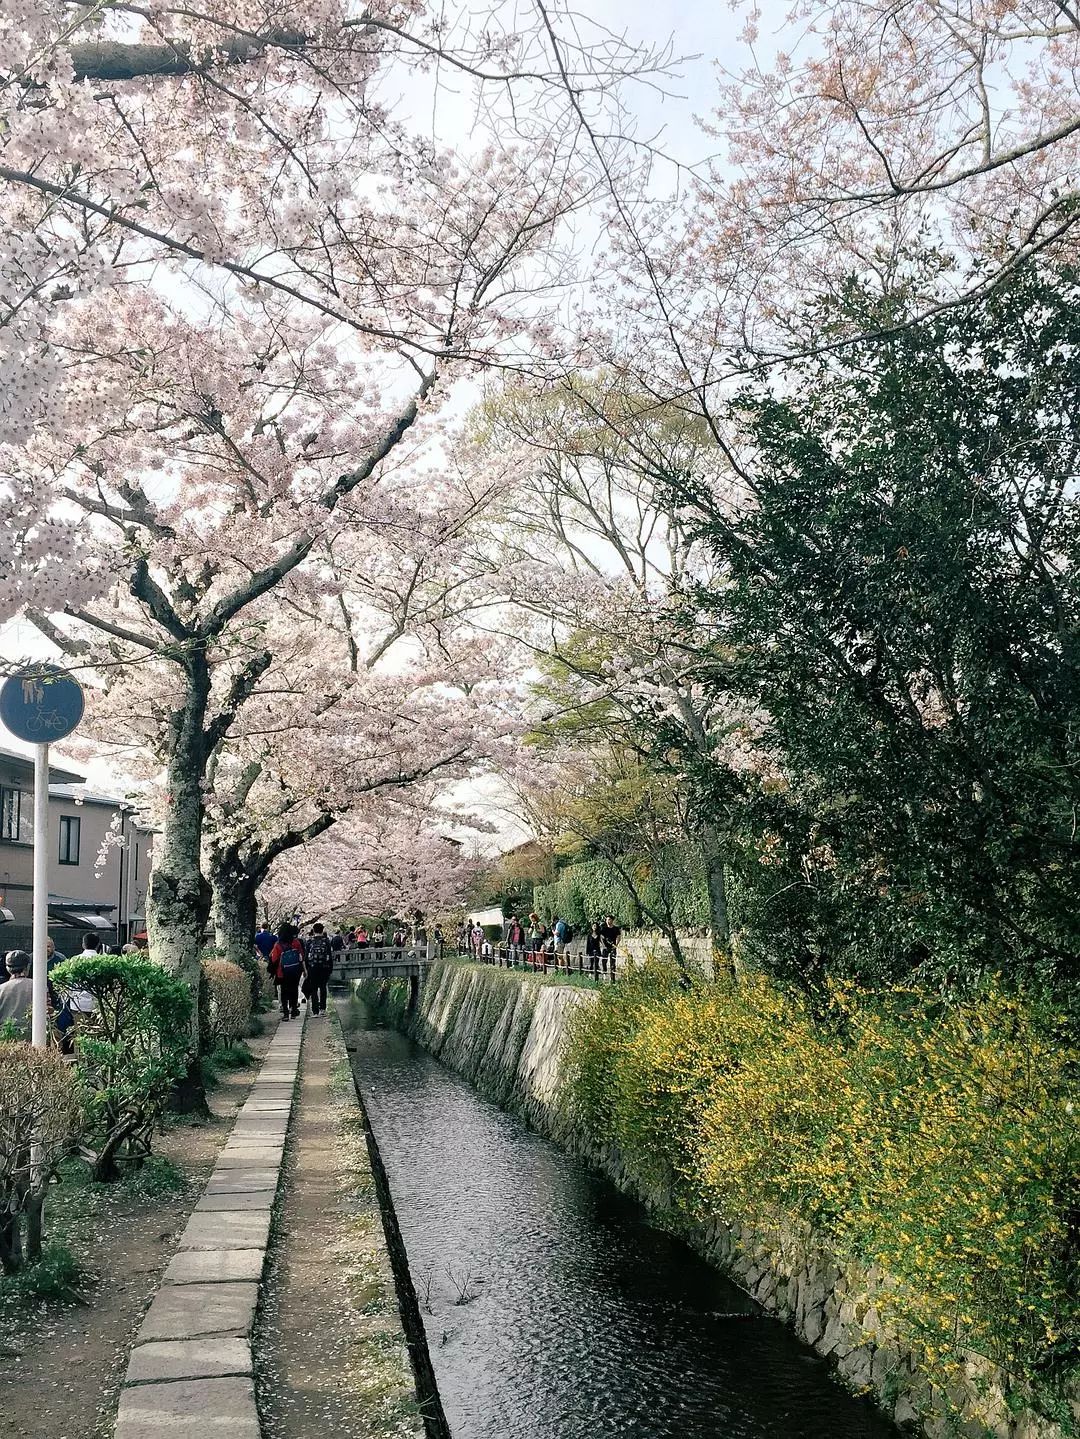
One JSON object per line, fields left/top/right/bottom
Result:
{"left": 51, "top": 955, "right": 192, "bottom": 1182}
{"left": 201, "top": 958, "right": 252, "bottom": 1048}
{"left": 0, "top": 1045, "right": 82, "bottom": 1272}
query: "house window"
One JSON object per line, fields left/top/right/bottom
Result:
{"left": 1, "top": 787, "right": 26, "bottom": 842}
{"left": 59, "top": 815, "right": 80, "bottom": 866}
{"left": 133, "top": 842, "right": 139, "bottom": 883}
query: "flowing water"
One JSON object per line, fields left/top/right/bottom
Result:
{"left": 342, "top": 1002, "right": 898, "bottom": 1439}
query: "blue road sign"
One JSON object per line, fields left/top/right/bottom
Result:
{"left": 0, "top": 669, "right": 85, "bottom": 743}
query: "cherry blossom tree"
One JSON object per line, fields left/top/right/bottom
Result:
{"left": 203, "top": 647, "right": 509, "bottom": 970}
{"left": 260, "top": 790, "right": 482, "bottom": 927}
{"left": 0, "top": 0, "right": 662, "bottom": 1080}
{"left": 26, "top": 372, "right": 520, "bottom": 1022}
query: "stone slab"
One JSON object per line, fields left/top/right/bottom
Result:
{"left": 126, "top": 1337, "right": 252, "bottom": 1384}
{"left": 163, "top": 1248, "right": 265, "bottom": 1285}
{"left": 216, "top": 1145, "right": 283, "bottom": 1168}
{"left": 137, "top": 1281, "right": 258, "bottom": 1341}
{"left": 206, "top": 1168, "right": 280, "bottom": 1195}
{"left": 225, "top": 1131, "right": 287, "bottom": 1147}
{"left": 230, "top": 1117, "right": 289, "bottom": 1133}
{"left": 178, "top": 1211, "right": 272, "bottom": 1251}
{"left": 195, "top": 1190, "right": 274, "bottom": 1214}
{"left": 115, "top": 1377, "right": 259, "bottom": 1439}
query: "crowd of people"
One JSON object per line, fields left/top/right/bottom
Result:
{"left": 458, "top": 912, "right": 622, "bottom": 977}
{"left": 254, "top": 921, "right": 339, "bottom": 1020}
{"left": 253, "top": 917, "right": 443, "bottom": 1020}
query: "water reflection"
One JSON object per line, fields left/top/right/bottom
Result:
{"left": 342, "top": 1003, "right": 897, "bottom": 1439}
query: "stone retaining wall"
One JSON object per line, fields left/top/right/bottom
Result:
{"left": 376, "top": 961, "right": 1074, "bottom": 1439}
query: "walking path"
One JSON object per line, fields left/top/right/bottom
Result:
{"left": 256, "top": 1006, "right": 423, "bottom": 1439}
{"left": 114, "top": 1015, "right": 305, "bottom": 1438}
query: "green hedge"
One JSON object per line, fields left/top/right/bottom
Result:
{"left": 533, "top": 847, "right": 710, "bottom": 929}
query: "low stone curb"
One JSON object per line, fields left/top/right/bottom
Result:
{"left": 113, "top": 1016, "right": 305, "bottom": 1438}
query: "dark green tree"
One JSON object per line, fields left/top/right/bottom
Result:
{"left": 690, "top": 264, "right": 1080, "bottom": 991}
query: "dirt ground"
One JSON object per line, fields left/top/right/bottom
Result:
{"left": 256, "top": 1009, "right": 424, "bottom": 1439}
{"left": 0, "top": 1016, "right": 279, "bottom": 1439}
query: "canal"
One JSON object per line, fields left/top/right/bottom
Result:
{"left": 341, "top": 1000, "right": 898, "bottom": 1439}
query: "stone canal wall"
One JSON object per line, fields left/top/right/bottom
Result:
{"left": 364, "top": 961, "right": 1073, "bottom": 1439}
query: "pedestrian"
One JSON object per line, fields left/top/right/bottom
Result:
{"left": 66, "top": 933, "right": 101, "bottom": 1014}
{"left": 305, "top": 923, "right": 334, "bottom": 1016}
{"left": 46, "top": 936, "right": 67, "bottom": 970}
{"left": 470, "top": 920, "right": 483, "bottom": 957}
{"left": 586, "top": 922, "right": 603, "bottom": 979}
{"left": 355, "top": 925, "right": 369, "bottom": 950}
{"left": 433, "top": 924, "right": 444, "bottom": 956}
{"left": 272, "top": 923, "right": 305, "bottom": 1020}
{"left": 330, "top": 927, "right": 345, "bottom": 953}
{"left": 371, "top": 924, "right": 385, "bottom": 948}
{"left": 255, "top": 923, "right": 279, "bottom": 996}
{"left": 553, "top": 915, "right": 569, "bottom": 964}
{"left": 600, "top": 914, "right": 621, "bottom": 975}
{"left": 0, "top": 951, "right": 33, "bottom": 1033}
{"left": 505, "top": 914, "right": 525, "bottom": 965}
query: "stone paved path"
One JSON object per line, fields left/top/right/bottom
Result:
{"left": 114, "top": 1016, "right": 305, "bottom": 1438}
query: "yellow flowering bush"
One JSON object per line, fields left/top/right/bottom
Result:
{"left": 566, "top": 966, "right": 1079, "bottom": 1400}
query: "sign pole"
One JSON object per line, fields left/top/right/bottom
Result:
{"left": 31, "top": 742, "right": 49, "bottom": 1049}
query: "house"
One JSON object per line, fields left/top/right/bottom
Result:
{"left": 0, "top": 747, "right": 155, "bottom": 953}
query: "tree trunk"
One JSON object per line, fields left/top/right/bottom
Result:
{"left": 24, "top": 1188, "right": 44, "bottom": 1262}
{"left": 147, "top": 660, "right": 212, "bottom": 1115}
{"left": 211, "top": 871, "right": 258, "bottom": 972}
{"left": 0, "top": 1213, "right": 21, "bottom": 1273}
{"left": 699, "top": 821, "right": 734, "bottom": 978}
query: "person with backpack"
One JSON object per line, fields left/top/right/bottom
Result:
{"left": 553, "top": 915, "right": 570, "bottom": 963}
{"left": 271, "top": 922, "right": 305, "bottom": 1020}
{"left": 304, "top": 923, "right": 334, "bottom": 1016}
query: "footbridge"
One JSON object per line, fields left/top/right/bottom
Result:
{"left": 332, "top": 944, "right": 435, "bottom": 983}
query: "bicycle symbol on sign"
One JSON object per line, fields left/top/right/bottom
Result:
{"left": 26, "top": 708, "right": 70, "bottom": 735}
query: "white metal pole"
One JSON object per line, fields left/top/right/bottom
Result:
{"left": 31, "top": 742, "right": 49, "bottom": 1049}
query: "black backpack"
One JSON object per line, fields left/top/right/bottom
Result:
{"left": 308, "top": 933, "right": 332, "bottom": 969}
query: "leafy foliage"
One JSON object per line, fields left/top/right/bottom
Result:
{"left": 51, "top": 956, "right": 192, "bottom": 1182}
{"left": 680, "top": 263, "right": 1080, "bottom": 992}
{"left": 0, "top": 1046, "right": 82, "bottom": 1272}
{"left": 534, "top": 849, "right": 710, "bottom": 929}
{"left": 566, "top": 967, "right": 1080, "bottom": 1403}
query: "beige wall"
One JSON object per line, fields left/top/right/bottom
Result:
{"left": 0, "top": 758, "right": 154, "bottom": 942}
